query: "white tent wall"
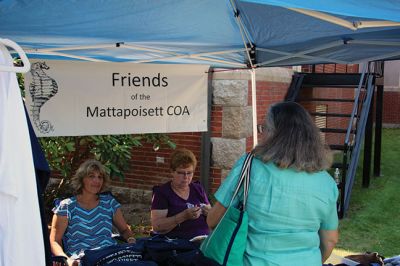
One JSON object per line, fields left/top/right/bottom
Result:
{"left": 0, "top": 40, "right": 45, "bottom": 266}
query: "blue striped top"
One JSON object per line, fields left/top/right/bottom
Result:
{"left": 54, "top": 193, "right": 121, "bottom": 256}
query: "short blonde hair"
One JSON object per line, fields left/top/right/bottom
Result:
{"left": 71, "top": 159, "right": 110, "bottom": 194}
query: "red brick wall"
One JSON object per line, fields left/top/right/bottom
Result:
{"left": 383, "top": 91, "right": 400, "bottom": 124}
{"left": 209, "top": 167, "right": 222, "bottom": 193}
{"left": 246, "top": 80, "right": 288, "bottom": 150}
{"left": 299, "top": 87, "right": 355, "bottom": 145}
{"left": 255, "top": 81, "right": 289, "bottom": 125}
{"left": 300, "top": 64, "right": 361, "bottom": 145}
{"left": 302, "top": 64, "right": 400, "bottom": 125}
{"left": 111, "top": 133, "right": 203, "bottom": 191}
{"left": 302, "top": 64, "right": 359, "bottom": 73}
{"left": 211, "top": 106, "right": 223, "bottom": 138}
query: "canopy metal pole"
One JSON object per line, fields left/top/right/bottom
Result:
{"left": 251, "top": 68, "right": 258, "bottom": 147}
{"left": 28, "top": 51, "right": 107, "bottom": 62}
{"left": 374, "top": 84, "right": 383, "bottom": 177}
{"left": 257, "top": 40, "right": 345, "bottom": 66}
{"left": 200, "top": 68, "right": 213, "bottom": 193}
{"left": 257, "top": 45, "right": 348, "bottom": 66}
{"left": 349, "top": 40, "right": 400, "bottom": 46}
{"left": 288, "top": 8, "right": 400, "bottom": 30}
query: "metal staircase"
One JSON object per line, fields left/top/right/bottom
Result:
{"left": 285, "top": 65, "right": 376, "bottom": 218}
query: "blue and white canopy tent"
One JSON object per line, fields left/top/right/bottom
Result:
{"left": 1, "top": 0, "right": 400, "bottom": 67}
{"left": 1, "top": 1, "right": 400, "bottom": 264}
{"left": 1, "top": 0, "right": 400, "bottom": 144}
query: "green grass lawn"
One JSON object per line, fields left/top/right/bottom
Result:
{"left": 335, "top": 128, "right": 400, "bottom": 257}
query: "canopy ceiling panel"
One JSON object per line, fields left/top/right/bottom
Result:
{"left": 1, "top": 0, "right": 400, "bottom": 68}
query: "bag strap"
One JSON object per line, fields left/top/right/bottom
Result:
{"left": 243, "top": 153, "right": 252, "bottom": 209}
{"left": 228, "top": 152, "right": 254, "bottom": 210}
{"left": 201, "top": 153, "right": 254, "bottom": 251}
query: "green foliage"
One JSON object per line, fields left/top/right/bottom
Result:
{"left": 40, "top": 133, "right": 175, "bottom": 222}
{"left": 40, "top": 134, "right": 176, "bottom": 181}
{"left": 336, "top": 128, "right": 400, "bottom": 257}
{"left": 13, "top": 58, "right": 26, "bottom": 97}
{"left": 39, "top": 137, "right": 76, "bottom": 178}
{"left": 90, "top": 135, "right": 141, "bottom": 180}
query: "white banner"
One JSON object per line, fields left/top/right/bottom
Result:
{"left": 24, "top": 61, "right": 209, "bottom": 137}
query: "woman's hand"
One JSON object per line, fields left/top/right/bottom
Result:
{"left": 207, "top": 201, "right": 227, "bottom": 230}
{"left": 127, "top": 236, "right": 136, "bottom": 244}
{"left": 113, "top": 208, "right": 136, "bottom": 243}
{"left": 319, "top": 229, "right": 339, "bottom": 262}
{"left": 184, "top": 206, "right": 202, "bottom": 220}
{"left": 200, "top": 204, "right": 212, "bottom": 216}
{"left": 50, "top": 214, "right": 71, "bottom": 265}
{"left": 67, "top": 257, "right": 79, "bottom": 266}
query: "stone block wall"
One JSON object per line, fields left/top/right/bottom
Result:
{"left": 110, "top": 186, "right": 153, "bottom": 225}
{"left": 210, "top": 79, "right": 251, "bottom": 185}
{"left": 209, "top": 67, "right": 292, "bottom": 187}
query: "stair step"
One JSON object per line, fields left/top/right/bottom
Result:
{"left": 310, "top": 112, "right": 352, "bottom": 118}
{"left": 298, "top": 97, "right": 355, "bottom": 103}
{"left": 329, "top": 144, "right": 346, "bottom": 150}
{"left": 332, "top": 162, "right": 349, "bottom": 169}
{"left": 301, "top": 73, "right": 363, "bottom": 87}
{"left": 302, "top": 84, "right": 363, "bottom": 88}
{"left": 320, "top": 128, "right": 356, "bottom": 134}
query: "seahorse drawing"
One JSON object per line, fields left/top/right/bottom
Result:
{"left": 29, "top": 62, "right": 59, "bottom": 134}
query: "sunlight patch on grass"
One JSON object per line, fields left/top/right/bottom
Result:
{"left": 333, "top": 248, "right": 356, "bottom": 257}
{"left": 337, "top": 128, "right": 400, "bottom": 257}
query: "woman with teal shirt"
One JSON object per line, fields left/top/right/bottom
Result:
{"left": 207, "top": 102, "right": 339, "bottom": 266}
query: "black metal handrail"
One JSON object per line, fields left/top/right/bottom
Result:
{"left": 344, "top": 64, "right": 368, "bottom": 145}
{"left": 338, "top": 63, "right": 375, "bottom": 216}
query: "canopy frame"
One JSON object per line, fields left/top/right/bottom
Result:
{"left": 289, "top": 7, "right": 400, "bottom": 30}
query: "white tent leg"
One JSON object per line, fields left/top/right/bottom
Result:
{"left": 251, "top": 68, "right": 258, "bottom": 147}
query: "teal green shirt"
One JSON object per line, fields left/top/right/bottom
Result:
{"left": 215, "top": 154, "right": 339, "bottom": 266}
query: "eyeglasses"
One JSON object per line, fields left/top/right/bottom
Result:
{"left": 257, "top": 124, "right": 265, "bottom": 133}
{"left": 176, "top": 171, "right": 194, "bottom": 177}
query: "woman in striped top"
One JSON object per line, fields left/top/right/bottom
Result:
{"left": 50, "top": 159, "right": 135, "bottom": 266}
